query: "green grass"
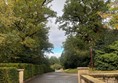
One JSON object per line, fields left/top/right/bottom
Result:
{"left": 64, "top": 69, "right": 78, "bottom": 73}
{"left": 64, "top": 68, "right": 118, "bottom": 74}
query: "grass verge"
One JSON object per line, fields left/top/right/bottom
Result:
{"left": 64, "top": 69, "right": 78, "bottom": 73}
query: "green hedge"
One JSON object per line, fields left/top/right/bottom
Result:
{"left": 95, "top": 53, "right": 118, "bottom": 70}
{"left": 0, "top": 63, "right": 53, "bottom": 80}
{"left": 0, "top": 67, "right": 19, "bottom": 83}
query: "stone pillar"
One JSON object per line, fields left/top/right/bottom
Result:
{"left": 77, "top": 67, "right": 89, "bottom": 83}
{"left": 81, "top": 79, "right": 86, "bottom": 83}
{"left": 17, "top": 69, "right": 24, "bottom": 83}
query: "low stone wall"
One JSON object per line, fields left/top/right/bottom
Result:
{"left": 81, "top": 75, "right": 105, "bottom": 83}
{"left": 90, "top": 73, "right": 118, "bottom": 83}
{"left": 78, "top": 67, "right": 118, "bottom": 83}
{"left": 78, "top": 67, "right": 89, "bottom": 83}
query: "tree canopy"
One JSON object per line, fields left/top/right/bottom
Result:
{"left": 58, "top": 0, "right": 118, "bottom": 69}
{"left": 0, "top": 0, "right": 55, "bottom": 64}
{"left": 57, "top": 0, "right": 109, "bottom": 67}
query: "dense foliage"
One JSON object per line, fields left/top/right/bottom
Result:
{"left": 0, "top": 0, "right": 55, "bottom": 82}
{"left": 49, "top": 56, "right": 62, "bottom": 70}
{"left": 58, "top": 0, "right": 110, "bottom": 69}
{"left": 0, "top": 63, "right": 53, "bottom": 80}
{"left": 95, "top": 41, "right": 118, "bottom": 70}
{"left": 0, "top": 0, "right": 55, "bottom": 64}
{"left": 60, "top": 36, "right": 90, "bottom": 68}
{"left": 0, "top": 67, "right": 19, "bottom": 83}
{"left": 49, "top": 56, "right": 60, "bottom": 65}
{"left": 94, "top": 0, "right": 118, "bottom": 70}
{"left": 109, "top": 0, "right": 118, "bottom": 29}
{"left": 51, "top": 63, "right": 62, "bottom": 70}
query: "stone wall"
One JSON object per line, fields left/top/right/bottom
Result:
{"left": 78, "top": 67, "right": 118, "bottom": 83}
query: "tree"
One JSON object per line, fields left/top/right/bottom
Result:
{"left": 100, "top": 0, "right": 118, "bottom": 29}
{"left": 58, "top": 0, "right": 109, "bottom": 37}
{"left": 0, "top": 0, "right": 17, "bottom": 27}
{"left": 49, "top": 56, "right": 60, "bottom": 65}
{"left": 49, "top": 56, "right": 62, "bottom": 70}
{"left": 109, "top": 0, "right": 118, "bottom": 29}
{"left": 0, "top": 0, "right": 56, "bottom": 64}
{"left": 94, "top": 29, "right": 118, "bottom": 70}
{"left": 51, "top": 63, "right": 62, "bottom": 70}
{"left": 95, "top": 29, "right": 118, "bottom": 50}
{"left": 58, "top": 0, "right": 109, "bottom": 68}
{"left": 94, "top": 0, "right": 118, "bottom": 70}
{"left": 60, "top": 36, "right": 90, "bottom": 68}
{"left": 95, "top": 41, "right": 118, "bottom": 70}
{"left": 58, "top": 0, "right": 110, "bottom": 50}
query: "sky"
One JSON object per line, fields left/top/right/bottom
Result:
{"left": 46, "top": 0, "right": 66, "bottom": 58}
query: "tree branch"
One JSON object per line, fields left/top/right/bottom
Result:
{"left": 42, "top": 0, "right": 46, "bottom": 6}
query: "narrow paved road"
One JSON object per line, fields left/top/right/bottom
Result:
{"left": 26, "top": 72, "right": 78, "bottom": 83}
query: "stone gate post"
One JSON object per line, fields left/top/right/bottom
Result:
{"left": 17, "top": 69, "right": 24, "bottom": 83}
{"left": 77, "top": 67, "right": 89, "bottom": 83}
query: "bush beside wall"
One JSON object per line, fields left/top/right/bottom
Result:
{"left": 0, "top": 63, "right": 53, "bottom": 80}
{"left": 0, "top": 67, "right": 19, "bottom": 83}
{"left": 95, "top": 53, "right": 118, "bottom": 70}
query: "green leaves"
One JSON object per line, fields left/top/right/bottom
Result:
{"left": 103, "top": 0, "right": 118, "bottom": 29}
{"left": 0, "top": 0, "right": 55, "bottom": 64}
{"left": 60, "top": 35, "right": 90, "bottom": 68}
{"left": 0, "top": 67, "right": 19, "bottom": 83}
{"left": 58, "top": 0, "right": 109, "bottom": 48}
{"left": 95, "top": 40, "right": 118, "bottom": 70}
{"left": 0, "top": 0, "right": 17, "bottom": 27}
{"left": 95, "top": 53, "right": 118, "bottom": 70}
{"left": 22, "top": 37, "right": 37, "bottom": 48}
{"left": 59, "top": 0, "right": 111, "bottom": 69}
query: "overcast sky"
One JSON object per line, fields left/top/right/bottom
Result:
{"left": 47, "top": 0, "right": 66, "bottom": 57}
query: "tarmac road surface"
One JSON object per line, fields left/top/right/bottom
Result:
{"left": 26, "top": 72, "right": 78, "bottom": 83}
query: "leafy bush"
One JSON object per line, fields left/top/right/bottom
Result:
{"left": 95, "top": 53, "right": 118, "bottom": 70}
{"left": 51, "top": 63, "right": 62, "bottom": 70}
{"left": 95, "top": 41, "right": 118, "bottom": 70}
{"left": 0, "top": 67, "right": 19, "bottom": 83}
{"left": 0, "top": 63, "right": 53, "bottom": 80}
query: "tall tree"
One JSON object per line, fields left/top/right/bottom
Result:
{"left": 58, "top": 0, "right": 109, "bottom": 68}
{"left": 58, "top": 0, "right": 109, "bottom": 47}
{"left": 60, "top": 35, "right": 90, "bottom": 68}
{"left": 94, "top": 0, "right": 118, "bottom": 70}
{"left": 0, "top": 0, "right": 56, "bottom": 64}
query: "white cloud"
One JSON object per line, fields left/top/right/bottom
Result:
{"left": 48, "top": 20, "right": 66, "bottom": 48}
{"left": 46, "top": 0, "right": 66, "bottom": 57}
{"left": 46, "top": 53, "right": 62, "bottom": 58}
{"left": 47, "top": 0, "right": 66, "bottom": 49}
{"left": 50, "top": 0, "right": 66, "bottom": 16}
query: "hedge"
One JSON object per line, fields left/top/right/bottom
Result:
{"left": 95, "top": 53, "right": 118, "bottom": 70}
{"left": 0, "top": 67, "right": 19, "bottom": 83}
{"left": 0, "top": 63, "right": 53, "bottom": 80}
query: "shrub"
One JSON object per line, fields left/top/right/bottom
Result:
{"left": 95, "top": 41, "right": 118, "bottom": 70}
{"left": 95, "top": 53, "right": 118, "bottom": 70}
{"left": 0, "top": 63, "right": 53, "bottom": 80}
{"left": 51, "top": 63, "right": 62, "bottom": 70}
{"left": 0, "top": 67, "right": 19, "bottom": 83}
